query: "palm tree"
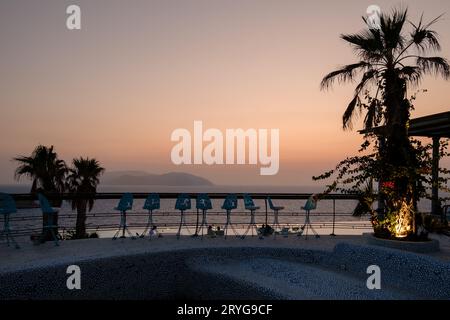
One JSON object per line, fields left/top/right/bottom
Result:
{"left": 14, "top": 145, "right": 67, "bottom": 240}
{"left": 66, "top": 158, "right": 105, "bottom": 239}
{"left": 14, "top": 145, "right": 67, "bottom": 195}
{"left": 321, "top": 8, "right": 449, "bottom": 238}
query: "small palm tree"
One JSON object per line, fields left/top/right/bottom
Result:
{"left": 14, "top": 145, "right": 67, "bottom": 195}
{"left": 14, "top": 145, "right": 67, "bottom": 240}
{"left": 66, "top": 158, "right": 105, "bottom": 239}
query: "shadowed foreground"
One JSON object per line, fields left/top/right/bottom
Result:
{"left": 1, "top": 235, "right": 449, "bottom": 300}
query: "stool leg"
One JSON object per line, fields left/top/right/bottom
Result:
{"left": 50, "top": 228, "right": 59, "bottom": 246}
{"left": 48, "top": 215, "right": 59, "bottom": 246}
{"left": 224, "top": 211, "right": 229, "bottom": 239}
{"left": 112, "top": 213, "right": 124, "bottom": 240}
{"left": 241, "top": 210, "right": 256, "bottom": 239}
{"left": 1, "top": 215, "right": 20, "bottom": 248}
{"left": 301, "top": 210, "right": 319, "bottom": 240}
{"left": 141, "top": 210, "right": 153, "bottom": 238}
{"left": 200, "top": 210, "right": 207, "bottom": 239}
{"left": 177, "top": 210, "right": 184, "bottom": 239}
{"left": 8, "top": 215, "right": 20, "bottom": 249}
{"left": 298, "top": 210, "right": 307, "bottom": 238}
{"left": 251, "top": 211, "right": 254, "bottom": 237}
{"left": 194, "top": 209, "right": 199, "bottom": 237}
{"left": 4, "top": 215, "right": 10, "bottom": 247}
{"left": 121, "top": 212, "right": 126, "bottom": 238}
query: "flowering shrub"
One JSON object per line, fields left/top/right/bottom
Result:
{"left": 313, "top": 135, "right": 449, "bottom": 240}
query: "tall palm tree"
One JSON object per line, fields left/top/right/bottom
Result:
{"left": 321, "top": 8, "right": 449, "bottom": 238}
{"left": 66, "top": 158, "right": 105, "bottom": 239}
{"left": 14, "top": 145, "right": 67, "bottom": 240}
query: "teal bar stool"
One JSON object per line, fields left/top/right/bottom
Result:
{"left": 140, "top": 193, "right": 160, "bottom": 238}
{"left": 267, "top": 197, "right": 285, "bottom": 238}
{"left": 222, "top": 194, "right": 239, "bottom": 239}
{"left": 38, "top": 193, "right": 60, "bottom": 246}
{"left": 196, "top": 193, "right": 212, "bottom": 239}
{"left": 241, "top": 194, "right": 261, "bottom": 239}
{"left": 299, "top": 195, "right": 320, "bottom": 239}
{"left": 112, "top": 193, "right": 135, "bottom": 240}
{"left": 0, "top": 193, "right": 20, "bottom": 249}
{"left": 175, "top": 194, "right": 191, "bottom": 239}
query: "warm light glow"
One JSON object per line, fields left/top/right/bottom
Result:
{"left": 394, "top": 200, "right": 413, "bottom": 238}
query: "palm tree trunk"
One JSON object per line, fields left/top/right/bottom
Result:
{"left": 75, "top": 200, "right": 88, "bottom": 239}
{"left": 382, "top": 72, "right": 417, "bottom": 237}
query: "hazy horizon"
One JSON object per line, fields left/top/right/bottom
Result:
{"left": 1, "top": 0, "right": 449, "bottom": 186}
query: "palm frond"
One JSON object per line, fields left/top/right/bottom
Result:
{"left": 355, "top": 69, "right": 379, "bottom": 92}
{"left": 321, "top": 62, "right": 370, "bottom": 90}
{"left": 417, "top": 56, "right": 450, "bottom": 79}
{"left": 341, "top": 31, "right": 384, "bottom": 61}
{"left": 410, "top": 13, "right": 444, "bottom": 52}
{"left": 380, "top": 8, "right": 408, "bottom": 51}
{"left": 397, "top": 66, "right": 424, "bottom": 87}
{"left": 343, "top": 95, "right": 361, "bottom": 130}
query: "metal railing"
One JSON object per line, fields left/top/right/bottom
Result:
{"left": 3, "top": 193, "right": 372, "bottom": 239}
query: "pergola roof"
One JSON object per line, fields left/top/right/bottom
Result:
{"left": 359, "top": 111, "right": 450, "bottom": 138}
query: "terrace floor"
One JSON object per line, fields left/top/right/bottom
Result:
{"left": 1, "top": 233, "right": 449, "bottom": 274}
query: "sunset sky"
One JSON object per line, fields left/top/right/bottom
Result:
{"left": 0, "top": 0, "right": 449, "bottom": 186}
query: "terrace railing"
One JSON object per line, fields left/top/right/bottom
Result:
{"left": 4, "top": 193, "right": 372, "bottom": 239}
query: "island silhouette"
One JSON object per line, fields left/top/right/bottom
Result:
{"left": 101, "top": 171, "right": 214, "bottom": 186}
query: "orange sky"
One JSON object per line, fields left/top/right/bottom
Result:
{"left": 0, "top": 0, "right": 449, "bottom": 186}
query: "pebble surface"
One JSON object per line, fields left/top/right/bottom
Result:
{"left": 1, "top": 236, "right": 449, "bottom": 299}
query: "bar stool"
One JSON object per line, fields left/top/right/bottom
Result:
{"left": 0, "top": 193, "right": 20, "bottom": 249}
{"left": 196, "top": 193, "right": 212, "bottom": 239}
{"left": 222, "top": 194, "right": 239, "bottom": 239}
{"left": 241, "top": 194, "right": 260, "bottom": 239}
{"left": 299, "top": 195, "right": 320, "bottom": 239}
{"left": 112, "top": 193, "right": 135, "bottom": 240}
{"left": 38, "top": 193, "right": 60, "bottom": 246}
{"left": 140, "top": 193, "right": 160, "bottom": 238}
{"left": 175, "top": 194, "right": 191, "bottom": 239}
{"left": 267, "top": 197, "right": 285, "bottom": 238}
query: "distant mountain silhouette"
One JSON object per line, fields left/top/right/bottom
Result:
{"left": 102, "top": 171, "right": 214, "bottom": 186}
